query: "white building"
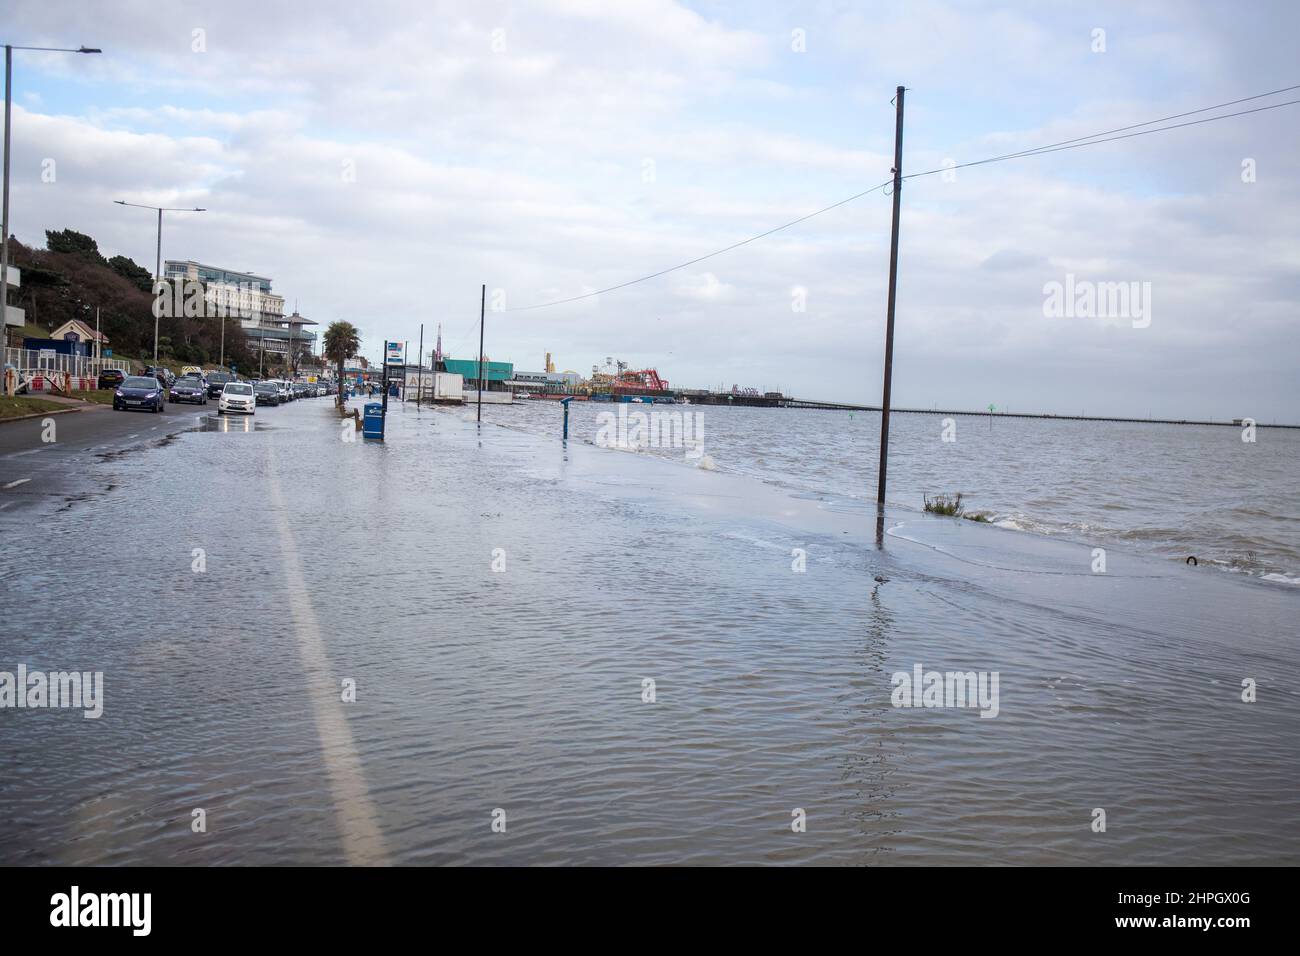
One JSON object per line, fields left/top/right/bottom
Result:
{"left": 3, "top": 266, "right": 23, "bottom": 329}
{"left": 163, "top": 260, "right": 316, "bottom": 359}
{"left": 163, "top": 260, "right": 285, "bottom": 327}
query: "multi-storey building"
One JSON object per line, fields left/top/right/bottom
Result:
{"left": 163, "top": 260, "right": 315, "bottom": 361}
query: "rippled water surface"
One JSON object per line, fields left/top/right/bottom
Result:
{"left": 484, "top": 401, "right": 1300, "bottom": 583}
{"left": 0, "top": 399, "right": 1296, "bottom": 865}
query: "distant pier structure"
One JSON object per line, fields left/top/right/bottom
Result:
{"left": 665, "top": 389, "right": 1297, "bottom": 428}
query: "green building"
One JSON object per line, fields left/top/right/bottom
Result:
{"left": 442, "top": 358, "right": 513, "bottom": 389}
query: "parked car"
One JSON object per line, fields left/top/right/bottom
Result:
{"left": 206, "top": 371, "right": 234, "bottom": 399}
{"left": 253, "top": 382, "right": 281, "bottom": 406}
{"left": 113, "top": 375, "right": 167, "bottom": 413}
{"left": 97, "top": 368, "right": 126, "bottom": 390}
{"left": 218, "top": 381, "right": 256, "bottom": 415}
{"left": 170, "top": 377, "right": 208, "bottom": 404}
{"left": 140, "top": 365, "right": 174, "bottom": 389}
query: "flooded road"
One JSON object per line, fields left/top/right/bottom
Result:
{"left": 1, "top": 398, "right": 1297, "bottom": 865}
{"left": 488, "top": 400, "right": 1300, "bottom": 585}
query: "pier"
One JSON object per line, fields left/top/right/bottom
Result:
{"left": 682, "top": 393, "right": 1299, "bottom": 429}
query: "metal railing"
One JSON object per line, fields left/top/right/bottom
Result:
{"left": 3, "top": 347, "right": 131, "bottom": 379}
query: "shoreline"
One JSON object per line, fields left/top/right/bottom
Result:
{"left": 434, "top": 402, "right": 1300, "bottom": 588}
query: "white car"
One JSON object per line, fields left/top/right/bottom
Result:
{"left": 218, "top": 381, "right": 256, "bottom": 415}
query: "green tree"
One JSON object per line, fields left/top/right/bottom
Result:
{"left": 108, "top": 255, "right": 153, "bottom": 293}
{"left": 322, "top": 321, "right": 360, "bottom": 405}
{"left": 45, "top": 229, "right": 106, "bottom": 264}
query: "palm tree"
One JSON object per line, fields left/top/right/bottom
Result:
{"left": 322, "top": 321, "right": 360, "bottom": 405}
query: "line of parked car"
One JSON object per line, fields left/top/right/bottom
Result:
{"left": 107, "top": 366, "right": 336, "bottom": 415}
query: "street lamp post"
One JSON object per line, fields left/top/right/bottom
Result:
{"left": 2, "top": 44, "right": 101, "bottom": 331}
{"left": 112, "top": 200, "right": 205, "bottom": 363}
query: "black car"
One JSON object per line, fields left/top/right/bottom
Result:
{"left": 97, "top": 368, "right": 126, "bottom": 389}
{"left": 141, "top": 365, "right": 174, "bottom": 389}
{"left": 170, "top": 377, "right": 208, "bottom": 404}
{"left": 113, "top": 375, "right": 166, "bottom": 413}
{"left": 253, "top": 382, "right": 281, "bottom": 406}
{"left": 206, "top": 371, "right": 234, "bottom": 399}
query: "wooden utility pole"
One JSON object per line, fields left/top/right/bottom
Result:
{"left": 876, "top": 86, "right": 905, "bottom": 530}
{"left": 477, "top": 283, "right": 486, "bottom": 423}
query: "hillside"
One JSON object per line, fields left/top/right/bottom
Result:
{"left": 5, "top": 229, "right": 257, "bottom": 371}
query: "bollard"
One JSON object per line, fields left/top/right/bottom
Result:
{"left": 561, "top": 397, "right": 573, "bottom": 440}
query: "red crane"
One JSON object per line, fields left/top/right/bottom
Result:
{"left": 618, "top": 368, "right": 668, "bottom": 392}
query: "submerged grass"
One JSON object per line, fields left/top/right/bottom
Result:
{"left": 923, "top": 493, "right": 993, "bottom": 522}
{"left": 924, "top": 492, "right": 965, "bottom": 517}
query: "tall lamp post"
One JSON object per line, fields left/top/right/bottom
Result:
{"left": 112, "top": 200, "right": 204, "bottom": 363}
{"left": 2, "top": 44, "right": 101, "bottom": 329}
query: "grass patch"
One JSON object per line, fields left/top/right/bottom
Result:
{"left": 0, "top": 396, "right": 68, "bottom": 420}
{"left": 923, "top": 492, "right": 966, "bottom": 517}
{"left": 78, "top": 389, "right": 117, "bottom": 405}
{"left": 925, "top": 494, "right": 967, "bottom": 515}
{"left": 923, "top": 492, "right": 994, "bottom": 522}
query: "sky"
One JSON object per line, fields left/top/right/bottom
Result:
{"left": 3, "top": 0, "right": 1298, "bottom": 420}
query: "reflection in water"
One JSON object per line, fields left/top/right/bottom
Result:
{"left": 837, "top": 579, "right": 905, "bottom": 862}
{"left": 194, "top": 413, "right": 265, "bottom": 433}
{"left": 0, "top": 400, "right": 1297, "bottom": 866}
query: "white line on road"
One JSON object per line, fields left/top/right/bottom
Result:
{"left": 2, "top": 478, "right": 31, "bottom": 490}
{"left": 266, "top": 440, "right": 389, "bottom": 865}
{"left": 6, "top": 448, "right": 47, "bottom": 458}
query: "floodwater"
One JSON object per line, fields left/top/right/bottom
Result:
{"left": 488, "top": 400, "right": 1300, "bottom": 584}
{"left": 0, "top": 398, "right": 1297, "bottom": 865}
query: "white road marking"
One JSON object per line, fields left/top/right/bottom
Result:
{"left": 7, "top": 448, "right": 46, "bottom": 458}
{"left": 2, "top": 478, "right": 31, "bottom": 490}
{"left": 266, "top": 441, "right": 388, "bottom": 865}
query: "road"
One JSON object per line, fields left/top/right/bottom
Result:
{"left": 1, "top": 396, "right": 1296, "bottom": 866}
{"left": 0, "top": 400, "right": 211, "bottom": 516}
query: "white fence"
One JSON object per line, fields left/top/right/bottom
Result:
{"left": 4, "top": 347, "right": 131, "bottom": 379}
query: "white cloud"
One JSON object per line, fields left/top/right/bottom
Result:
{"left": 1, "top": 0, "right": 1296, "bottom": 419}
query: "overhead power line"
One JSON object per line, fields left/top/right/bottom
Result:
{"left": 507, "top": 179, "right": 894, "bottom": 312}
{"left": 905, "top": 92, "right": 1300, "bottom": 180}
{"left": 506, "top": 85, "right": 1300, "bottom": 312}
